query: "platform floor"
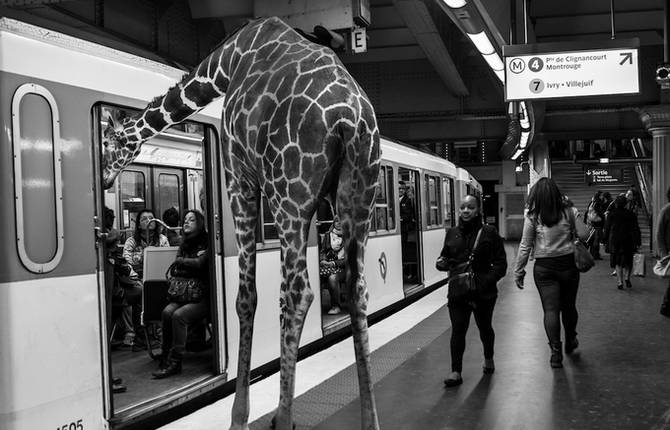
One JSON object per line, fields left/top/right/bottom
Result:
{"left": 161, "top": 244, "right": 670, "bottom": 430}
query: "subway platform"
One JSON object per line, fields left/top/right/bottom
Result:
{"left": 161, "top": 244, "right": 670, "bottom": 430}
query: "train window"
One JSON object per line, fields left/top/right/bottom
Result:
{"left": 156, "top": 173, "right": 181, "bottom": 220}
{"left": 119, "top": 170, "right": 147, "bottom": 230}
{"left": 12, "top": 84, "right": 64, "bottom": 273}
{"left": 425, "top": 174, "right": 442, "bottom": 228}
{"left": 442, "top": 177, "right": 454, "bottom": 227}
{"left": 371, "top": 165, "right": 395, "bottom": 233}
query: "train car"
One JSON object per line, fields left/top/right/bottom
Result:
{"left": 0, "top": 18, "right": 481, "bottom": 430}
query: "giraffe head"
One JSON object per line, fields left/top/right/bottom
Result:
{"left": 101, "top": 116, "right": 135, "bottom": 189}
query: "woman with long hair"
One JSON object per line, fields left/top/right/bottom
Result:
{"left": 121, "top": 208, "right": 170, "bottom": 350}
{"left": 514, "top": 177, "right": 580, "bottom": 368}
{"left": 603, "top": 194, "right": 641, "bottom": 289}
{"left": 153, "top": 210, "right": 210, "bottom": 378}
{"left": 437, "top": 195, "right": 507, "bottom": 387}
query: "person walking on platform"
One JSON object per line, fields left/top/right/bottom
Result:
{"left": 514, "top": 178, "right": 580, "bottom": 369}
{"left": 657, "top": 187, "right": 670, "bottom": 318}
{"left": 603, "top": 195, "right": 641, "bottom": 290}
{"left": 437, "top": 195, "right": 507, "bottom": 387}
{"left": 584, "top": 191, "right": 605, "bottom": 260}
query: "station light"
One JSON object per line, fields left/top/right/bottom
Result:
{"left": 511, "top": 148, "right": 524, "bottom": 160}
{"left": 599, "top": 157, "right": 610, "bottom": 164}
{"left": 494, "top": 69, "right": 505, "bottom": 82}
{"left": 443, "top": 0, "right": 467, "bottom": 8}
{"left": 467, "top": 31, "right": 495, "bottom": 55}
{"left": 482, "top": 52, "right": 504, "bottom": 72}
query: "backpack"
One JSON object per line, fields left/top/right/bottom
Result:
{"left": 587, "top": 202, "right": 602, "bottom": 224}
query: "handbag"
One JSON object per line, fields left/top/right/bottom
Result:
{"left": 632, "top": 253, "right": 646, "bottom": 277}
{"left": 166, "top": 262, "right": 204, "bottom": 303}
{"left": 446, "top": 227, "right": 483, "bottom": 301}
{"left": 569, "top": 210, "right": 595, "bottom": 273}
{"left": 653, "top": 255, "right": 670, "bottom": 278}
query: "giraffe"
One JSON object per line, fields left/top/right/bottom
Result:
{"left": 101, "top": 17, "right": 381, "bottom": 430}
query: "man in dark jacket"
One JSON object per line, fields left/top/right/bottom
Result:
{"left": 658, "top": 187, "right": 670, "bottom": 318}
{"left": 436, "top": 195, "right": 507, "bottom": 387}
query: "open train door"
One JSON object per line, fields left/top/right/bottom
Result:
{"left": 398, "top": 168, "right": 422, "bottom": 293}
{"left": 91, "top": 104, "right": 228, "bottom": 425}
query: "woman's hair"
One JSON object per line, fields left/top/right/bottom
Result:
{"left": 614, "top": 194, "right": 627, "bottom": 209}
{"left": 592, "top": 191, "right": 602, "bottom": 200}
{"left": 133, "top": 209, "right": 163, "bottom": 245}
{"left": 526, "top": 177, "right": 566, "bottom": 227}
{"left": 180, "top": 210, "right": 208, "bottom": 254}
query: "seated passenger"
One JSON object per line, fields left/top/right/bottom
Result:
{"left": 153, "top": 210, "right": 210, "bottom": 379}
{"left": 162, "top": 207, "right": 183, "bottom": 247}
{"left": 319, "top": 218, "right": 346, "bottom": 315}
{"left": 121, "top": 209, "right": 169, "bottom": 351}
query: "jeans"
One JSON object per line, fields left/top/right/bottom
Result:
{"left": 161, "top": 301, "right": 209, "bottom": 358}
{"left": 533, "top": 263, "right": 580, "bottom": 344}
{"left": 663, "top": 279, "right": 670, "bottom": 309}
{"left": 589, "top": 227, "right": 602, "bottom": 258}
{"left": 448, "top": 298, "right": 497, "bottom": 373}
{"left": 121, "top": 281, "right": 143, "bottom": 337}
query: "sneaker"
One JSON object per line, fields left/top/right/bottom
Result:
{"left": 327, "top": 306, "right": 341, "bottom": 315}
{"left": 112, "top": 382, "right": 127, "bottom": 393}
{"left": 610, "top": 270, "right": 617, "bottom": 276}
{"left": 625, "top": 280, "right": 632, "bottom": 289}
{"left": 661, "top": 306, "right": 670, "bottom": 318}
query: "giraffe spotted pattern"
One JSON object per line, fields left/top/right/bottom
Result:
{"left": 102, "top": 17, "right": 380, "bottom": 430}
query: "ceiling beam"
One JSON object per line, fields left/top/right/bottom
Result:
{"left": 393, "top": 0, "right": 469, "bottom": 97}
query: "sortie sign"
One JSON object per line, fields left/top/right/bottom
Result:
{"left": 584, "top": 166, "right": 623, "bottom": 184}
{"left": 503, "top": 39, "right": 639, "bottom": 101}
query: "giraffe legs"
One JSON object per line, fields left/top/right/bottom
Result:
{"left": 228, "top": 187, "right": 259, "bottom": 430}
{"left": 273, "top": 222, "right": 314, "bottom": 430}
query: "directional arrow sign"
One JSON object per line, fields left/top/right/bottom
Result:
{"left": 503, "top": 40, "right": 639, "bottom": 101}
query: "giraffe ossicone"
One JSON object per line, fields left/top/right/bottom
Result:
{"left": 101, "top": 16, "right": 381, "bottom": 430}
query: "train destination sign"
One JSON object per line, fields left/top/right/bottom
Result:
{"left": 503, "top": 40, "right": 639, "bottom": 101}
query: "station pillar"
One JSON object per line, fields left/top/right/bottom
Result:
{"left": 639, "top": 105, "right": 670, "bottom": 255}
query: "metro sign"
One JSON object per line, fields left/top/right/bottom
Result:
{"left": 503, "top": 39, "right": 640, "bottom": 101}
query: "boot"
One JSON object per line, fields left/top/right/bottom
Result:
{"left": 549, "top": 341, "right": 563, "bottom": 368}
{"left": 152, "top": 357, "right": 182, "bottom": 379}
{"left": 565, "top": 337, "right": 579, "bottom": 355}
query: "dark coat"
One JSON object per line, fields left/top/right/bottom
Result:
{"left": 437, "top": 219, "right": 507, "bottom": 301}
{"left": 171, "top": 232, "right": 209, "bottom": 289}
{"left": 604, "top": 207, "right": 641, "bottom": 254}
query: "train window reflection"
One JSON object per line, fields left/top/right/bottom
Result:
{"left": 157, "top": 173, "right": 181, "bottom": 219}
{"left": 370, "top": 165, "right": 395, "bottom": 233}
{"left": 119, "top": 170, "right": 146, "bottom": 230}
{"left": 425, "top": 174, "right": 441, "bottom": 227}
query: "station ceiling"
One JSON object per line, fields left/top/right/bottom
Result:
{"left": 0, "top": 0, "right": 665, "bottom": 152}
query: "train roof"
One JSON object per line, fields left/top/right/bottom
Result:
{"left": 0, "top": 17, "right": 224, "bottom": 120}
{"left": 380, "top": 137, "right": 458, "bottom": 177}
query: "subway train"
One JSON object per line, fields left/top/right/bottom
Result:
{"left": 0, "top": 18, "right": 483, "bottom": 430}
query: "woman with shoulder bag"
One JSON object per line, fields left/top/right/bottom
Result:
{"left": 436, "top": 195, "right": 507, "bottom": 387}
{"left": 153, "top": 210, "right": 210, "bottom": 379}
{"left": 514, "top": 178, "right": 582, "bottom": 369}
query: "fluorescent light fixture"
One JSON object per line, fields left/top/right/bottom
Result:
{"left": 494, "top": 69, "right": 505, "bottom": 82}
{"left": 515, "top": 165, "right": 523, "bottom": 173}
{"left": 443, "top": 0, "right": 467, "bottom": 7}
{"left": 467, "top": 31, "right": 495, "bottom": 55}
{"left": 511, "top": 149, "right": 524, "bottom": 160}
{"left": 482, "top": 52, "right": 504, "bottom": 71}
{"left": 519, "top": 101, "right": 530, "bottom": 129}
{"left": 519, "top": 132, "right": 529, "bottom": 149}
{"left": 599, "top": 157, "right": 610, "bottom": 164}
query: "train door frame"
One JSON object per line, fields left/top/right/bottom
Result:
{"left": 398, "top": 167, "right": 422, "bottom": 290}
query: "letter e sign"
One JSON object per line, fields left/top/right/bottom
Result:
{"left": 351, "top": 27, "right": 367, "bottom": 53}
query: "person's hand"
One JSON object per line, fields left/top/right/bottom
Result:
{"left": 514, "top": 272, "right": 525, "bottom": 289}
{"left": 129, "top": 269, "right": 139, "bottom": 281}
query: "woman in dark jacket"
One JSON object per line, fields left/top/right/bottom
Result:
{"left": 437, "top": 195, "right": 507, "bottom": 387}
{"left": 604, "top": 195, "right": 641, "bottom": 289}
{"left": 153, "top": 210, "right": 210, "bottom": 379}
